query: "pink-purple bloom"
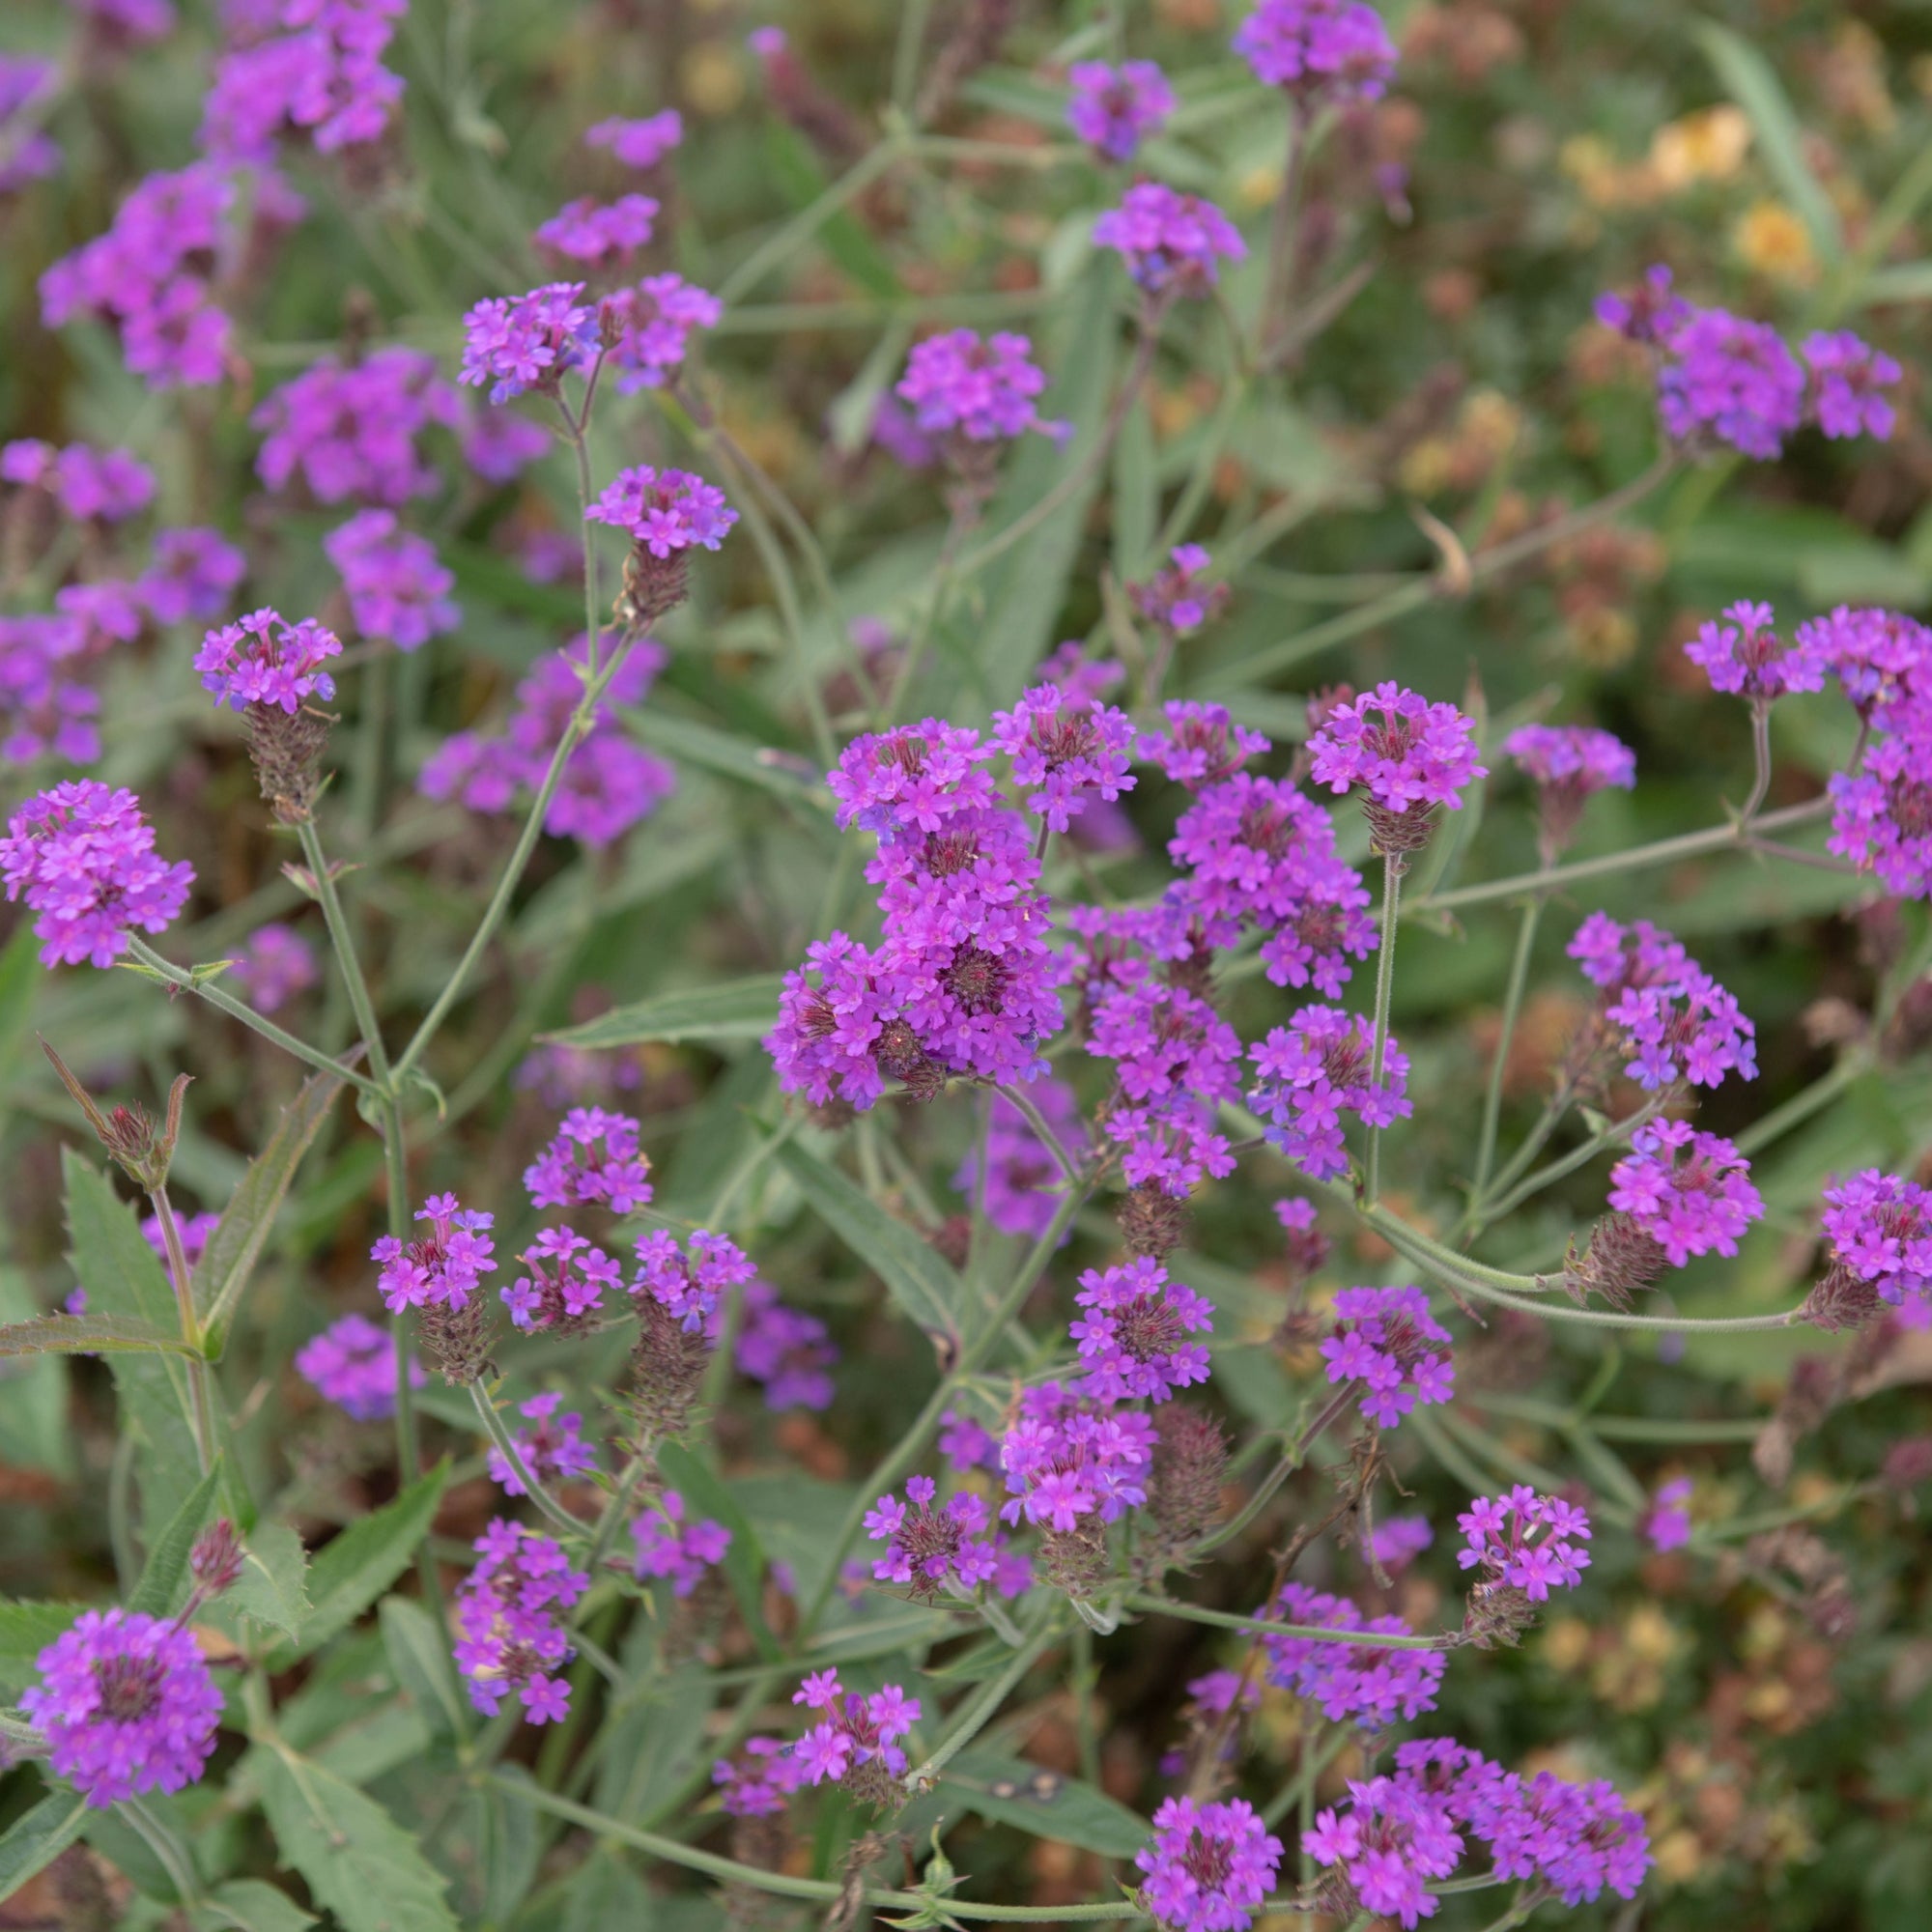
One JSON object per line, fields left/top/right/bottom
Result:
{"left": 631, "top": 1228, "right": 756, "bottom": 1334}
{"left": 1828, "top": 695, "right": 1932, "bottom": 899}
{"left": 1606, "top": 1121, "right": 1763, "bottom": 1265}
{"left": 1234, "top": 0, "right": 1400, "bottom": 103}
{"left": 735, "top": 1279, "right": 838, "bottom": 1410}
{"left": 1000, "top": 1380, "right": 1157, "bottom": 1531}
{"left": 2, "top": 781, "right": 194, "bottom": 967}
{"left": 252, "top": 348, "right": 460, "bottom": 504}
{"left": 459, "top": 283, "right": 600, "bottom": 405}
{"left": 1264, "top": 1581, "right": 1446, "bottom": 1724}
{"left": 0, "top": 59, "right": 61, "bottom": 195}
{"left": 295, "top": 1312, "right": 423, "bottom": 1421}
{"left": 585, "top": 110, "right": 683, "bottom": 170}
{"left": 788, "top": 1668, "right": 922, "bottom": 1788}
{"left": 1803, "top": 330, "right": 1902, "bottom": 440}
{"left": 1456, "top": 1486, "right": 1592, "bottom": 1603}
{"left": 991, "top": 682, "right": 1138, "bottom": 831}
{"left": 895, "top": 330, "right": 1065, "bottom": 447}
{"left": 1137, "top": 702, "right": 1269, "bottom": 790}
{"left": 1135, "top": 1795, "right": 1283, "bottom": 1932}
{"left": 1640, "top": 1476, "right": 1694, "bottom": 1552}
{"left": 195, "top": 608, "right": 342, "bottom": 714}
{"left": 1094, "top": 183, "right": 1247, "bottom": 298}
{"left": 1795, "top": 605, "right": 1932, "bottom": 718}
{"left": 487, "top": 1391, "right": 599, "bottom": 1495}
{"left": 584, "top": 465, "right": 737, "bottom": 554}
{"left": 1567, "top": 913, "right": 1757, "bottom": 1092}
{"left": 1065, "top": 61, "right": 1176, "bottom": 162}
{"left": 1070, "top": 1257, "right": 1214, "bottom": 1402}
{"left": 954, "top": 1081, "right": 1084, "bottom": 1238}
{"left": 1684, "top": 599, "right": 1825, "bottom": 702}
{"left": 325, "top": 511, "right": 459, "bottom": 650}
{"left": 229, "top": 922, "right": 318, "bottom": 1012}
{"left": 524, "top": 1106, "right": 654, "bottom": 1213}
{"left": 1818, "top": 1169, "right": 1932, "bottom": 1320}
{"left": 1307, "top": 682, "right": 1488, "bottom": 815}
{"left": 604, "top": 274, "right": 723, "bottom": 391}
{"left": 1249, "top": 1005, "right": 1411, "bottom": 1179}
{"left": 372, "top": 1193, "right": 497, "bottom": 1312}
{"left": 453, "top": 1520, "right": 588, "bottom": 1721}
{"left": 1321, "top": 1285, "right": 1454, "bottom": 1428}
{"left": 500, "top": 1228, "right": 623, "bottom": 1333}
{"left": 0, "top": 616, "right": 99, "bottom": 767}
{"left": 1130, "top": 545, "right": 1230, "bottom": 639}
{"left": 632, "top": 1492, "right": 732, "bottom": 1595}
{"left": 866, "top": 1475, "right": 1000, "bottom": 1598}
{"left": 533, "top": 194, "right": 660, "bottom": 269}
{"left": 1, "top": 440, "right": 155, "bottom": 522}
{"left": 201, "top": 0, "right": 408, "bottom": 163}
{"left": 139, "top": 528, "right": 247, "bottom": 626}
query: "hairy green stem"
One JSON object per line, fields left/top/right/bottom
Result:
{"left": 1471, "top": 893, "right": 1545, "bottom": 1205}
{"left": 469, "top": 1382, "right": 583, "bottom": 1537}
{"left": 1364, "top": 852, "right": 1402, "bottom": 1204}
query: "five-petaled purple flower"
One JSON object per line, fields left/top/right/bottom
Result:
{"left": 1321, "top": 1285, "right": 1455, "bottom": 1428}
{"left": 584, "top": 465, "right": 737, "bottom": 554}
{"left": 196, "top": 608, "right": 342, "bottom": 713}
{"left": 1135, "top": 1795, "right": 1284, "bottom": 1932}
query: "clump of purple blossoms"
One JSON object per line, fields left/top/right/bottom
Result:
{"left": 1566, "top": 912, "right": 1757, "bottom": 1091}
{"left": 1796, "top": 605, "right": 1932, "bottom": 718}
{"left": 1817, "top": 1170, "right": 1932, "bottom": 1323}
{"left": 1094, "top": 183, "right": 1247, "bottom": 299}
{"left": 0, "top": 616, "right": 99, "bottom": 766}
{"left": 201, "top": 0, "right": 408, "bottom": 163}
{"left": 1135, "top": 1795, "right": 1283, "bottom": 1932}
{"left": 1606, "top": 1120, "right": 1763, "bottom": 1265}
{"left": 325, "top": 511, "right": 459, "bottom": 651}
{"left": 1000, "top": 1380, "right": 1157, "bottom": 1530}
{"left": 139, "top": 528, "right": 247, "bottom": 626}
{"left": 866, "top": 1476, "right": 1000, "bottom": 1599}
{"left": 533, "top": 193, "right": 660, "bottom": 270}
{"left": 1321, "top": 1285, "right": 1454, "bottom": 1428}
{"left": 632, "top": 1228, "right": 757, "bottom": 1334}
{"left": 1684, "top": 598, "right": 1825, "bottom": 702}
{"left": 21, "top": 1608, "right": 222, "bottom": 1807}
{"left": 736, "top": 1279, "right": 838, "bottom": 1410}
{"left": 459, "top": 283, "right": 600, "bottom": 405}
{"left": 1368, "top": 1514, "right": 1434, "bottom": 1574}
{"left": 501, "top": 1228, "right": 623, "bottom": 1333}
{"left": 2, "top": 440, "right": 156, "bottom": 522}
{"left": 1249, "top": 1005, "right": 1411, "bottom": 1179}
{"left": 1137, "top": 702, "right": 1269, "bottom": 791}
{"left": 294, "top": 1312, "right": 424, "bottom": 1421}
{"left": 418, "top": 635, "right": 674, "bottom": 849}
{"left": 487, "top": 1391, "right": 598, "bottom": 1496}
{"left": 1593, "top": 264, "right": 1689, "bottom": 345}
{"left": 1, "top": 781, "right": 195, "bottom": 967}
{"left": 714, "top": 1736, "right": 809, "bottom": 1817}
{"left": 1828, "top": 696, "right": 1932, "bottom": 899}
{"left": 790, "top": 1669, "right": 922, "bottom": 1791}
{"left": 1234, "top": 0, "right": 1400, "bottom": 104}
{"left": 373, "top": 1193, "right": 497, "bottom": 1313}
{"left": 0, "top": 59, "right": 60, "bottom": 195}
{"left": 464, "top": 407, "right": 552, "bottom": 485}
{"left": 195, "top": 608, "right": 342, "bottom": 713}
{"left": 229, "top": 922, "right": 317, "bottom": 1012}
{"left": 1307, "top": 682, "right": 1487, "bottom": 857}
{"left": 1069, "top": 1257, "right": 1213, "bottom": 1402}
{"left": 991, "top": 682, "right": 1138, "bottom": 831}
{"left": 604, "top": 274, "right": 724, "bottom": 391}
{"left": 895, "top": 330, "right": 1065, "bottom": 447}
{"left": 1804, "top": 330, "right": 1902, "bottom": 440}
{"left": 1065, "top": 60, "right": 1176, "bottom": 162}
{"left": 585, "top": 110, "right": 683, "bottom": 170}
{"left": 1130, "top": 545, "right": 1230, "bottom": 639}
{"left": 453, "top": 1520, "right": 588, "bottom": 1723}
{"left": 632, "top": 1492, "right": 732, "bottom": 1595}
{"left": 252, "top": 348, "right": 460, "bottom": 504}
{"left": 1502, "top": 724, "right": 1635, "bottom": 861}
{"left": 1457, "top": 1488, "right": 1592, "bottom": 1603}
{"left": 524, "top": 1106, "right": 654, "bottom": 1213}
{"left": 584, "top": 465, "right": 737, "bottom": 555}
{"left": 954, "top": 1081, "right": 1084, "bottom": 1238}
{"left": 1653, "top": 306, "right": 1806, "bottom": 459}
{"left": 1263, "top": 1581, "right": 1446, "bottom": 1724}
{"left": 1640, "top": 1476, "right": 1694, "bottom": 1551}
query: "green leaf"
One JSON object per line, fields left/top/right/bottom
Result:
{"left": 0, "top": 923, "right": 39, "bottom": 1110}
{"left": 621, "top": 706, "right": 829, "bottom": 807}
{"left": 0, "top": 1601, "right": 79, "bottom": 1698}
{"left": 223, "top": 1520, "right": 310, "bottom": 1642}
{"left": 1111, "top": 397, "right": 1157, "bottom": 582}
{"left": 191, "top": 1879, "right": 319, "bottom": 1932}
{"left": 255, "top": 1745, "right": 461, "bottom": 1932}
{"left": 128, "top": 1464, "right": 222, "bottom": 1619}
{"left": 196, "top": 1065, "right": 345, "bottom": 1351}
{"left": 543, "top": 975, "right": 784, "bottom": 1049}
{"left": 0, "top": 1791, "right": 89, "bottom": 1899}
{"left": 278, "top": 1461, "right": 449, "bottom": 1661}
{"left": 775, "top": 1139, "right": 963, "bottom": 1349}
{"left": 929, "top": 1748, "right": 1150, "bottom": 1858}
{"left": 476, "top": 1765, "right": 541, "bottom": 1923}
{"left": 0, "top": 1311, "right": 206, "bottom": 1360}
{"left": 655, "top": 1442, "right": 780, "bottom": 1659}
{"left": 556, "top": 1849, "right": 655, "bottom": 1932}
{"left": 0, "top": 1267, "right": 74, "bottom": 1479}
{"left": 380, "top": 1598, "right": 468, "bottom": 1743}
{"left": 1695, "top": 22, "right": 1842, "bottom": 264}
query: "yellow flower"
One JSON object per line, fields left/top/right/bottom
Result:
{"left": 1650, "top": 105, "right": 1751, "bottom": 189}
{"left": 1735, "top": 201, "right": 1818, "bottom": 285}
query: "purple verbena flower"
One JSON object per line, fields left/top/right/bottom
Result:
{"left": 195, "top": 607, "right": 341, "bottom": 713}
{"left": 500, "top": 1227, "right": 623, "bottom": 1333}
{"left": 1094, "top": 184, "right": 1247, "bottom": 299}
{"left": 140, "top": 1210, "right": 217, "bottom": 1270}
{"left": 1828, "top": 694, "right": 1932, "bottom": 899}
{"left": 463, "top": 407, "right": 552, "bottom": 484}
{"left": 252, "top": 347, "right": 460, "bottom": 504}
{"left": 1684, "top": 598, "right": 1824, "bottom": 702}
{"left": 201, "top": 0, "right": 407, "bottom": 162}
{"left": 584, "top": 465, "right": 736, "bottom": 555}
{"left": 1795, "top": 605, "right": 1932, "bottom": 718}
{"left": 294, "top": 1311, "right": 423, "bottom": 1421}
{"left": 954, "top": 1080, "right": 1085, "bottom": 1239}
{"left": 735, "top": 1278, "right": 838, "bottom": 1410}
{"left": 1594, "top": 264, "right": 1689, "bottom": 346}
{"left": 0, "top": 59, "right": 61, "bottom": 195}
{"left": 533, "top": 193, "right": 659, "bottom": 270}
{"left": 1606, "top": 1121, "right": 1763, "bottom": 1265}
{"left": 372, "top": 1194, "right": 497, "bottom": 1313}
{"left": 1135, "top": 1795, "right": 1284, "bottom": 1932}
{"left": 0, "top": 615, "right": 99, "bottom": 766}
{"left": 1566, "top": 913, "right": 1757, "bottom": 1091}
{"left": 1233, "top": 0, "right": 1399, "bottom": 104}
{"left": 488, "top": 1390, "right": 599, "bottom": 1495}
{"left": 453, "top": 1520, "right": 588, "bottom": 1721}
{"left": 1640, "top": 1476, "right": 1693, "bottom": 1552}
{"left": 325, "top": 511, "right": 459, "bottom": 651}
{"left": 228, "top": 921, "right": 317, "bottom": 1012}
{"left": 633, "top": 1491, "right": 732, "bottom": 1595}
{"left": 1129, "top": 544, "right": 1230, "bottom": 639}
{"left": 1070, "top": 1256, "right": 1214, "bottom": 1402}
{"left": 604, "top": 273, "right": 723, "bottom": 392}
{"left": 895, "top": 330, "right": 1065, "bottom": 447}
{"left": 866, "top": 1475, "right": 998, "bottom": 1599}
{"left": 787, "top": 1668, "right": 922, "bottom": 1789}
{"left": 1817, "top": 1169, "right": 1932, "bottom": 1321}
{"left": 1321, "top": 1285, "right": 1454, "bottom": 1429}
{"left": 1655, "top": 306, "right": 1805, "bottom": 460}
{"left": 1307, "top": 682, "right": 1487, "bottom": 853}
{"left": 585, "top": 110, "right": 683, "bottom": 170}
{"left": 1000, "top": 1380, "right": 1157, "bottom": 1530}
{"left": 1367, "top": 1514, "right": 1434, "bottom": 1574}
{"left": 714, "top": 1735, "right": 808, "bottom": 1817}
{"left": 1456, "top": 1485, "right": 1592, "bottom": 1603}
{"left": 459, "top": 283, "right": 600, "bottom": 405}
{"left": 1503, "top": 724, "right": 1634, "bottom": 859}
{"left": 991, "top": 682, "right": 1138, "bottom": 831}
{"left": 1249, "top": 1005, "right": 1410, "bottom": 1179}
{"left": 1264, "top": 1581, "right": 1446, "bottom": 1724}
{"left": 524, "top": 1106, "right": 653, "bottom": 1213}
{"left": 138, "top": 528, "right": 247, "bottom": 626}
{"left": 1138, "top": 701, "right": 1269, "bottom": 789}
{"left": 1803, "top": 330, "right": 1901, "bottom": 440}
{"left": 1065, "top": 60, "right": 1175, "bottom": 162}
{"left": 631, "top": 1228, "right": 755, "bottom": 1334}
{"left": 1, "top": 440, "right": 155, "bottom": 522}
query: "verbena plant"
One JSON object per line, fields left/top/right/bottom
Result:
{"left": 0, "top": 2, "right": 1929, "bottom": 1929}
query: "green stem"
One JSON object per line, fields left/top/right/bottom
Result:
{"left": 992, "top": 1082, "right": 1082, "bottom": 1186}
{"left": 146, "top": 1184, "right": 214, "bottom": 1476}
{"left": 1735, "top": 1054, "right": 1869, "bottom": 1157}
{"left": 469, "top": 1383, "right": 584, "bottom": 1538}
{"left": 1471, "top": 893, "right": 1544, "bottom": 1205}
{"left": 1120, "top": 1592, "right": 1451, "bottom": 1650}
{"left": 903, "top": 1626, "right": 1056, "bottom": 1790}
{"left": 296, "top": 819, "right": 393, "bottom": 1088}
{"left": 1364, "top": 853, "right": 1402, "bottom": 1204}
{"left": 1478, "top": 1094, "right": 1665, "bottom": 1226}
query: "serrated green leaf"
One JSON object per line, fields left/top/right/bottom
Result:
{"left": 0, "top": 1601, "right": 80, "bottom": 1698}
{"left": 775, "top": 1139, "right": 963, "bottom": 1349}
{"left": 0, "top": 1791, "right": 89, "bottom": 1899}
{"left": 380, "top": 1597, "right": 467, "bottom": 1743}
{"left": 224, "top": 1520, "right": 310, "bottom": 1641}
{"left": 128, "top": 1463, "right": 222, "bottom": 1619}
{"left": 0, "top": 1310, "right": 205, "bottom": 1360}
{"left": 543, "top": 975, "right": 784, "bottom": 1049}
{"left": 195, "top": 1065, "right": 344, "bottom": 1351}
{"left": 255, "top": 1745, "right": 461, "bottom": 1932}
{"left": 191, "top": 1879, "right": 319, "bottom": 1932}
{"left": 276, "top": 1461, "right": 449, "bottom": 1661}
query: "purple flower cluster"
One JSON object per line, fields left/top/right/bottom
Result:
{"left": 195, "top": 608, "right": 341, "bottom": 713}
{"left": 604, "top": 274, "right": 723, "bottom": 392}
{"left": 1130, "top": 546, "right": 1230, "bottom": 639}
{"left": 1640, "top": 1477, "right": 1694, "bottom": 1552}
{"left": 22, "top": 1608, "right": 222, "bottom": 1807}
{"left": 41, "top": 164, "right": 235, "bottom": 388}
{"left": 866, "top": 1475, "right": 1000, "bottom": 1598}
{"left": 1065, "top": 60, "right": 1176, "bottom": 162}
{"left": 631, "top": 1228, "right": 756, "bottom": 1334}
{"left": 453, "top": 1520, "right": 588, "bottom": 1723}
{"left": 1567, "top": 913, "right": 1757, "bottom": 1091}
{"left": 252, "top": 348, "right": 459, "bottom": 504}
{"left": 523, "top": 1106, "right": 654, "bottom": 1213}
{"left": 735, "top": 1278, "right": 838, "bottom": 1410}
{"left": 1135, "top": 1796, "right": 1283, "bottom": 1932}
{"left": 1233, "top": 0, "right": 1400, "bottom": 104}
{"left": 460, "top": 283, "right": 600, "bottom": 405}
{"left": 585, "top": 111, "right": 683, "bottom": 170}
{"left": 1094, "top": 184, "right": 1247, "bottom": 299}
{"left": 1321, "top": 1285, "right": 1454, "bottom": 1428}
{"left": 895, "top": 330, "right": 1064, "bottom": 447}
{"left": 584, "top": 465, "right": 737, "bottom": 555}
{"left": 534, "top": 193, "right": 660, "bottom": 270}
{"left": 1829, "top": 695, "right": 1932, "bottom": 899}
{"left": 230, "top": 923, "right": 318, "bottom": 1012}
{"left": 954, "top": 1081, "right": 1084, "bottom": 1238}
{"left": 714, "top": 1736, "right": 810, "bottom": 1817}
{"left": 1804, "top": 330, "right": 1902, "bottom": 440}
{"left": 294, "top": 1312, "right": 423, "bottom": 1421}
{"left": 2, "top": 781, "right": 195, "bottom": 967}
{"left": 0, "top": 616, "right": 99, "bottom": 766}
{"left": 372, "top": 1193, "right": 497, "bottom": 1313}
{"left": 1304, "top": 1740, "right": 1649, "bottom": 1926}
{"left": 991, "top": 682, "right": 1137, "bottom": 830}
{"left": 488, "top": 1391, "right": 598, "bottom": 1496}
{"left": 1368, "top": 1514, "right": 1434, "bottom": 1574}
{"left": 1684, "top": 599, "right": 1825, "bottom": 702}
{"left": 1818, "top": 1170, "right": 1932, "bottom": 1320}
{"left": 632, "top": 1492, "right": 732, "bottom": 1595}
{"left": 1263, "top": 1581, "right": 1446, "bottom": 1724}
{"left": 1137, "top": 702, "right": 1268, "bottom": 791}
{"left": 1248, "top": 1005, "right": 1411, "bottom": 1179}
{"left": 1606, "top": 1121, "right": 1763, "bottom": 1265}
{"left": 2, "top": 440, "right": 155, "bottom": 522}
{"left": 464, "top": 407, "right": 552, "bottom": 485}
{"left": 1503, "top": 724, "right": 1634, "bottom": 820}
{"left": 202, "top": 0, "right": 407, "bottom": 162}
{"left": 419, "top": 636, "right": 674, "bottom": 849}
{"left": 501, "top": 1229, "right": 622, "bottom": 1332}
{"left": 140, "top": 528, "right": 247, "bottom": 626}
{"left": 1456, "top": 1488, "right": 1592, "bottom": 1603}
{"left": 325, "top": 511, "right": 459, "bottom": 650}
{"left": 56, "top": 581, "right": 146, "bottom": 657}
{"left": 999, "top": 1380, "right": 1157, "bottom": 1530}
{"left": 1307, "top": 682, "right": 1487, "bottom": 833}
{"left": 1796, "top": 605, "right": 1932, "bottom": 718}
{"left": 1069, "top": 1257, "right": 1213, "bottom": 1401}
{"left": 0, "top": 59, "right": 60, "bottom": 195}
{"left": 790, "top": 1669, "right": 922, "bottom": 1787}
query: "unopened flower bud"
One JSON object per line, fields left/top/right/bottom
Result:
{"left": 188, "top": 1519, "right": 245, "bottom": 1600}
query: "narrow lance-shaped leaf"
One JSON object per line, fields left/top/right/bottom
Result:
{"left": 542, "top": 974, "right": 784, "bottom": 1049}
{"left": 0, "top": 1792, "right": 90, "bottom": 1901}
